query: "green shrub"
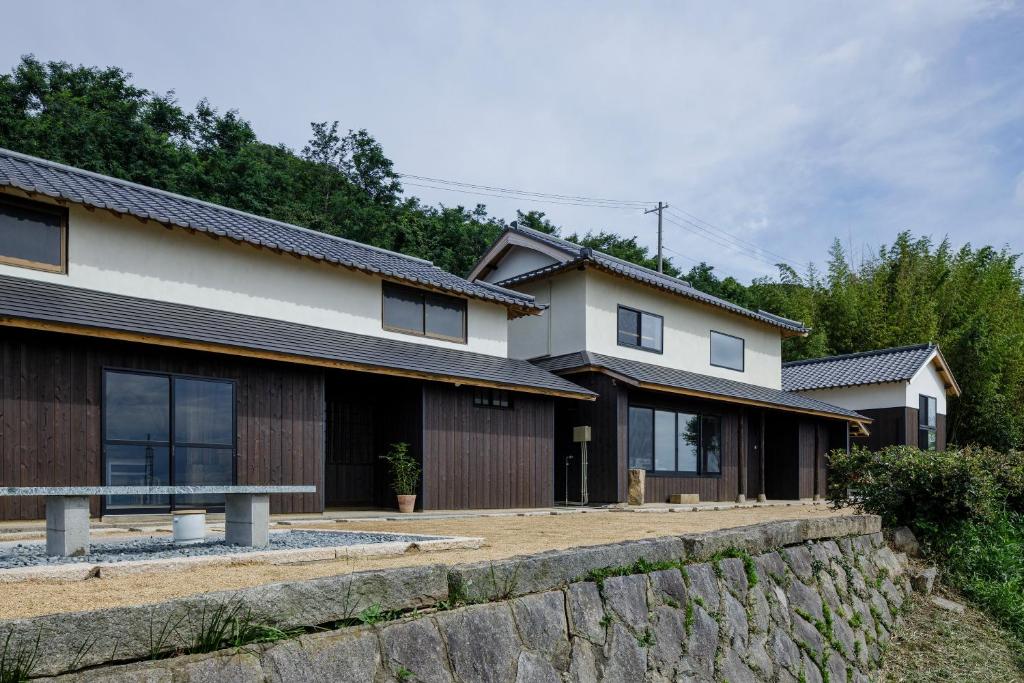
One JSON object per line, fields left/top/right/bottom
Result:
{"left": 826, "top": 445, "right": 1023, "bottom": 533}
{"left": 379, "top": 442, "right": 421, "bottom": 496}
{"left": 828, "top": 443, "right": 1024, "bottom": 643}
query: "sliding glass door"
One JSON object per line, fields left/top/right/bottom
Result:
{"left": 103, "top": 369, "right": 236, "bottom": 513}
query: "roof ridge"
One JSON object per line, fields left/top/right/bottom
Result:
{"left": 782, "top": 343, "right": 935, "bottom": 367}
{"left": 0, "top": 146, "right": 437, "bottom": 266}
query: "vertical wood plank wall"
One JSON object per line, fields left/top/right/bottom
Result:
{"left": 850, "top": 406, "right": 947, "bottom": 452}
{"left": 0, "top": 329, "right": 325, "bottom": 520}
{"left": 421, "top": 384, "right": 555, "bottom": 510}
{"left": 324, "top": 375, "right": 422, "bottom": 509}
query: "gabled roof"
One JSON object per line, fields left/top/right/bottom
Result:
{"left": 473, "top": 224, "right": 809, "bottom": 335}
{"left": 533, "top": 351, "right": 868, "bottom": 422}
{"left": 782, "top": 343, "right": 961, "bottom": 397}
{"left": 0, "top": 275, "right": 595, "bottom": 400}
{"left": 0, "top": 148, "right": 539, "bottom": 315}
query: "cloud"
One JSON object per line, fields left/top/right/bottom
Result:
{"left": 0, "top": 0, "right": 1022, "bottom": 279}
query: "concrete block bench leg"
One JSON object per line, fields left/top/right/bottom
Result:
{"left": 46, "top": 496, "right": 90, "bottom": 556}
{"left": 225, "top": 493, "right": 270, "bottom": 547}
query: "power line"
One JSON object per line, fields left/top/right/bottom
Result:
{"left": 666, "top": 206, "right": 803, "bottom": 269}
{"left": 663, "top": 211, "right": 804, "bottom": 271}
{"left": 399, "top": 173, "right": 653, "bottom": 207}
{"left": 398, "top": 170, "right": 806, "bottom": 272}
{"left": 400, "top": 181, "right": 650, "bottom": 210}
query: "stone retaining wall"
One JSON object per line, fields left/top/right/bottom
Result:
{"left": 5, "top": 515, "right": 912, "bottom": 681}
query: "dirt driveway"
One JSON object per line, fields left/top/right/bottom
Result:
{"left": 1, "top": 504, "right": 850, "bottom": 619}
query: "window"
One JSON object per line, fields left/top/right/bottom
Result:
{"left": 627, "top": 405, "right": 723, "bottom": 475}
{"left": 710, "top": 331, "right": 744, "bottom": 371}
{"left": 0, "top": 195, "right": 67, "bottom": 273}
{"left": 617, "top": 305, "right": 663, "bottom": 353}
{"left": 383, "top": 282, "right": 467, "bottom": 343}
{"left": 918, "top": 395, "right": 937, "bottom": 451}
{"left": 474, "top": 388, "right": 512, "bottom": 409}
{"left": 103, "top": 370, "right": 235, "bottom": 512}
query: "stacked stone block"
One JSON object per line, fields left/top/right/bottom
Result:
{"left": 39, "top": 529, "right": 911, "bottom": 682}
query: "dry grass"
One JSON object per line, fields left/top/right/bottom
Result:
{"left": 0, "top": 504, "right": 844, "bottom": 619}
{"left": 880, "top": 588, "right": 1024, "bottom": 682}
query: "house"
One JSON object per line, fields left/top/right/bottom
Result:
{"left": 0, "top": 148, "right": 597, "bottom": 521}
{"left": 782, "top": 344, "right": 960, "bottom": 451}
{"left": 470, "top": 225, "right": 870, "bottom": 504}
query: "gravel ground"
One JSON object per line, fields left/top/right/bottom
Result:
{"left": 0, "top": 530, "right": 444, "bottom": 568}
{"left": 0, "top": 505, "right": 850, "bottom": 619}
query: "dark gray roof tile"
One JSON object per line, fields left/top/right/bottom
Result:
{"left": 0, "top": 148, "right": 537, "bottom": 311}
{"left": 781, "top": 344, "right": 937, "bottom": 392}
{"left": 533, "top": 351, "right": 864, "bottom": 420}
{"left": 494, "top": 225, "right": 808, "bottom": 333}
{"left": 0, "top": 276, "right": 594, "bottom": 399}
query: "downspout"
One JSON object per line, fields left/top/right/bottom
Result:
{"left": 758, "top": 411, "right": 766, "bottom": 502}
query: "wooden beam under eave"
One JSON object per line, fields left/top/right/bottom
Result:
{"left": 0, "top": 317, "right": 596, "bottom": 402}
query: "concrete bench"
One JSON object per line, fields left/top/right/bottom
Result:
{"left": 0, "top": 486, "right": 316, "bottom": 556}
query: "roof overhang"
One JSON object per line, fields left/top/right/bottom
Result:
{"left": 562, "top": 364, "right": 870, "bottom": 424}
{"left": 0, "top": 276, "right": 596, "bottom": 401}
{"left": 467, "top": 228, "right": 575, "bottom": 282}
{"left": 926, "top": 347, "right": 962, "bottom": 397}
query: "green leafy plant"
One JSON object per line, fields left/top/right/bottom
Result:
{"left": 395, "top": 666, "right": 414, "bottom": 682}
{"left": 379, "top": 442, "right": 421, "bottom": 496}
{"left": 0, "top": 628, "right": 41, "bottom": 683}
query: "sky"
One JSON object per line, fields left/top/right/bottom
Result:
{"left": 2, "top": 1, "right": 1023, "bottom": 281}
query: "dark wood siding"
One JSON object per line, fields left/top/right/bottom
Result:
{"left": 421, "top": 384, "right": 554, "bottom": 510}
{"left": 324, "top": 375, "right": 422, "bottom": 509}
{"left": 553, "top": 373, "right": 627, "bottom": 504}
{"left": 850, "top": 406, "right": 946, "bottom": 451}
{"left": 0, "top": 329, "right": 325, "bottom": 520}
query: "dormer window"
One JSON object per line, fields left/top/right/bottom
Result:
{"left": 382, "top": 282, "right": 467, "bottom": 343}
{"left": 710, "top": 331, "right": 744, "bottom": 372}
{"left": 617, "top": 305, "right": 663, "bottom": 353}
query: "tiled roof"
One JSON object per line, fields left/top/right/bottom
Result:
{"left": 0, "top": 276, "right": 595, "bottom": 400}
{"left": 0, "top": 148, "right": 538, "bottom": 312}
{"left": 533, "top": 351, "right": 865, "bottom": 420}
{"left": 781, "top": 344, "right": 938, "bottom": 392}
{"left": 493, "top": 225, "right": 809, "bottom": 334}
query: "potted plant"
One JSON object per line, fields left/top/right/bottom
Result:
{"left": 380, "top": 442, "right": 421, "bottom": 513}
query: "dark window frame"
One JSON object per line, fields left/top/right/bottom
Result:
{"left": 710, "top": 330, "right": 745, "bottom": 372}
{"left": 473, "top": 387, "right": 513, "bottom": 409}
{"left": 0, "top": 194, "right": 69, "bottom": 274}
{"left": 382, "top": 281, "right": 468, "bottom": 344}
{"left": 918, "top": 394, "right": 937, "bottom": 451}
{"left": 627, "top": 403, "right": 723, "bottom": 477}
{"left": 616, "top": 305, "right": 664, "bottom": 354}
{"left": 101, "top": 367, "right": 237, "bottom": 514}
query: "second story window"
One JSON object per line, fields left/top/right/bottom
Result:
{"left": 0, "top": 195, "right": 68, "bottom": 274}
{"left": 710, "top": 331, "right": 744, "bottom": 371}
{"left": 383, "top": 282, "right": 467, "bottom": 343}
{"left": 617, "top": 305, "right": 663, "bottom": 353}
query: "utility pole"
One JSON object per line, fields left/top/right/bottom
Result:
{"left": 644, "top": 202, "right": 669, "bottom": 272}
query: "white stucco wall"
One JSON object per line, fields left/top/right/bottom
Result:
{"left": 506, "top": 270, "right": 588, "bottom": 360}
{"left": 504, "top": 266, "right": 785, "bottom": 388}
{"left": 483, "top": 245, "right": 559, "bottom": 283}
{"left": 0, "top": 194, "right": 509, "bottom": 356}
{"left": 583, "top": 270, "right": 784, "bottom": 388}
{"left": 794, "top": 355, "right": 949, "bottom": 413}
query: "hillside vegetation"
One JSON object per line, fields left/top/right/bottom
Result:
{"left": 2, "top": 55, "right": 1023, "bottom": 448}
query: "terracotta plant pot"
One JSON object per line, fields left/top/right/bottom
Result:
{"left": 397, "top": 494, "right": 417, "bottom": 513}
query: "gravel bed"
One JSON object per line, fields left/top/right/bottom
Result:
{"left": 0, "top": 530, "right": 449, "bottom": 568}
